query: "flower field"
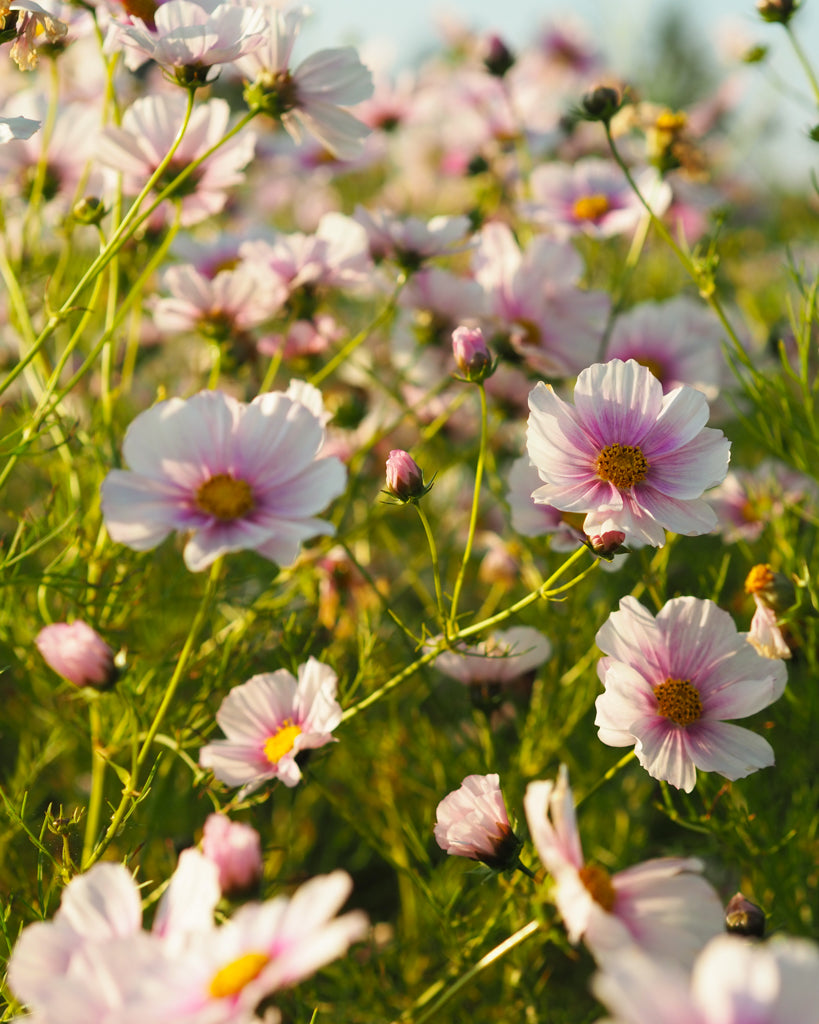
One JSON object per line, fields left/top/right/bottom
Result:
{"left": 2, "top": 1, "right": 819, "bottom": 1021}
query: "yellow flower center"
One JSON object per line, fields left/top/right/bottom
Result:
{"left": 263, "top": 719, "right": 302, "bottom": 764}
{"left": 595, "top": 444, "right": 649, "bottom": 489}
{"left": 572, "top": 194, "right": 611, "bottom": 221}
{"left": 579, "top": 863, "right": 616, "bottom": 913}
{"left": 745, "top": 563, "right": 774, "bottom": 595}
{"left": 655, "top": 109, "right": 687, "bottom": 133}
{"left": 208, "top": 952, "right": 270, "bottom": 999}
{"left": 653, "top": 677, "right": 703, "bottom": 727}
{"left": 195, "top": 474, "right": 255, "bottom": 521}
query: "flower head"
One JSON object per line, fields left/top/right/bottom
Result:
{"left": 101, "top": 389, "right": 346, "bottom": 573}
{"left": 36, "top": 621, "right": 117, "bottom": 690}
{"left": 434, "top": 774, "right": 521, "bottom": 869}
{"left": 452, "top": 324, "right": 493, "bottom": 382}
{"left": 524, "top": 765, "right": 724, "bottom": 966}
{"left": 384, "top": 450, "right": 430, "bottom": 503}
{"left": 526, "top": 359, "right": 730, "bottom": 547}
{"left": 199, "top": 656, "right": 343, "bottom": 795}
{"left": 201, "top": 814, "right": 263, "bottom": 897}
{"left": 594, "top": 595, "right": 788, "bottom": 792}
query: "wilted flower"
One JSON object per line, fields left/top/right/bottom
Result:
{"left": 526, "top": 359, "right": 730, "bottom": 547}
{"left": 385, "top": 450, "right": 430, "bottom": 502}
{"left": 199, "top": 657, "right": 343, "bottom": 795}
{"left": 434, "top": 774, "right": 521, "bottom": 869}
{"left": 595, "top": 595, "right": 788, "bottom": 792}
{"left": 201, "top": 814, "right": 263, "bottom": 897}
{"left": 524, "top": 765, "right": 724, "bottom": 966}
{"left": 36, "top": 621, "right": 117, "bottom": 690}
{"left": 101, "top": 389, "right": 346, "bottom": 573}
{"left": 4, "top": 0, "right": 67, "bottom": 70}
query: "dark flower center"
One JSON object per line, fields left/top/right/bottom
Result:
{"left": 653, "top": 677, "right": 702, "bottom": 727}
{"left": 195, "top": 474, "right": 255, "bottom": 520}
{"left": 579, "top": 863, "right": 616, "bottom": 912}
{"left": 595, "top": 443, "right": 649, "bottom": 489}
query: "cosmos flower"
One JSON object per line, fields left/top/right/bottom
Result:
{"left": 201, "top": 814, "right": 263, "bottom": 897}
{"left": 100, "top": 388, "right": 346, "bottom": 572}
{"left": 433, "top": 627, "right": 552, "bottom": 688}
{"left": 594, "top": 595, "right": 788, "bottom": 792}
{"left": 35, "top": 621, "right": 117, "bottom": 690}
{"left": 434, "top": 774, "right": 521, "bottom": 869}
{"left": 526, "top": 359, "right": 730, "bottom": 547}
{"left": 524, "top": 765, "right": 724, "bottom": 966}
{"left": 592, "top": 933, "right": 819, "bottom": 1024}
{"left": 199, "top": 656, "right": 343, "bottom": 794}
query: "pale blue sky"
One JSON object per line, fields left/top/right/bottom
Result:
{"left": 299, "top": 0, "right": 819, "bottom": 183}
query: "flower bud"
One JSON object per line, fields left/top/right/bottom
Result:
{"left": 452, "top": 325, "right": 493, "bottom": 383}
{"left": 385, "top": 450, "right": 431, "bottom": 502}
{"left": 756, "top": 0, "right": 799, "bottom": 24}
{"left": 586, "top": 529, "right": 627, "bottom": 559}
{"left": 482, "top": 33, "right": 515, "bottom": 77}
{"left": 579, "top": 84, "right": 623, "bottom": 123}
{"left": 36, "top": 621, "right": 118, "bottom": 690}
{"left": 725, "top": 892, "right": 766, "bottom": 937}
{"left": 434, "top": 774, "right": 522, "bottom": 870}
{"left": 201, "top": 814, "right": 263, "bottom": 898}
{"left": 72, "top": 197, "right": 106, "bottom": 226}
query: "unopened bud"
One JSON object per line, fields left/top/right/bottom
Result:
{"left": 482, "top": 33, "right": 515, "bottom": 77}
{"left": 587, "top": 529, "right": 627, "bottom": 559}
{"left": 201, "top": 814, "right": 263, "bottom": 899}
{"left": 725, "top": 892, "right": 766, "bottom": 937}
{"left": 72, "top": 197, "right": 106, "bottom": 225}
{"left": 756, "top": 0, "right": 799, "bottom": 24}
{"left": 452, "top": 325, "right": 493, "bottom": 383}
{"left": 744, "top": 564, "right": 795, "bottom": 612}
{"left": 385, "top": 450, "right": 431, "bottom": 503}
{"left": 36, "top": 621, "right": 118, "bottom": 690}
{"left": 579, "top": 85, "right": 623, "bottom": 124}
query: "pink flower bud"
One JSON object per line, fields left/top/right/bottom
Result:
{"left": 201, "top": 813, "right": 263, "bottom": 898}
{"left": 482, "top": 33, "right": 515, "bottom": 77}
{"left": 434, "top": 774, "right": 521, "bottom": 870}
{"left": 725, "top": 891, "right": 766, "bottom": 937}
{"left": 587, "top": 529, "right": 626, "bottom": 557}
{"left": 452, "top": 325, "right": 493, "bottom": 382}
{"left": 35, "top": 621, "right": 117, "bottom": 690}
{"left": 385, "top": 449, "right": 428, "bottom": 502}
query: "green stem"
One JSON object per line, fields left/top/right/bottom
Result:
{"left": 83, "top": 557, "right": 223, "bottom": 868}
{"left": 414, "top": 502, "right": 447, "bottom": 634}
{"left": 575, "top": 750, "right": 636, "bottom": 810}
{"left": 785, "top": 22, "right": 819, "bottom": 107}
{"left": 448, "top": 383, "right": 487, "bottom": 635}
{"left": 82, "top": 701, "right": 106, "bottom": 865}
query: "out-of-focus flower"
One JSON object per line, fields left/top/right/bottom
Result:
{"left": 604, "top": 296, "right": 727, "bottom": 399}
{"left": 433, "top": 627, "right": 551, "bottom": 688}
{"left": 452, "top": 324, "right": 493, "bottom": 382}
{"left": 481, "top": 32, "right": 515, "bottom": 77}
{"left": 35, "top": 621, "right": 117, "bottom": 690}
{"left": 98, "top": 94, "right": 256, "bottom": 227}
{"left": 4, "top": 0, "right": 67, "bottom": 69}
{"left": 523, "top": 158, "right": 670, "bottom": 240}
{"left": 109, "top": 0, "right": 265, "bottom": 84}
{"left": 384, "top": 449, "right": 430, "bottom": 502}
{"left": 434, "top": 773, "right": 521, "bottom": 869}
{"left": 708, "top": 462, "right": 816, "bottom": 544}
{"left": 745, "top": 564, "right": 795, "bottom": 659}
{"left": 472, "top": 221, "right": 610, "bottom": 377}
{"left": 0, "top": 113, "right": 40, "bottom": 142}
{"left": 526, "top": 359, "right": 730, "bottom": 547}
{"left": 592, "top": 933, "right": 819, "bottom": 1024}
{"left": 594, "top": 595, "right": 788, "bottom": 792}
{"left": 577, "top": 83, "right": 623, "bottom": 122}
{"left": 199, "top": 657, "right": 343, "bottom": 795}
{"left": 524, "top": 765, "right": 724, "bottom": 966}
{"left": 100, "top": 389, "right": 346, "bottom": 573}
{"left": 724, "top": 892, "right": 765, "bottom": 937}
{"left": 237, "top": 1, "right": 373, "bottom": 159}
{"left": 201, "top": 814, "right": 263, "bottom": 898}
{"left": 756, "top": 0, "right": 800, "bottom": 25}
{"left": 747, "top": 596, "right": 792, "bottom": 660}
{"left": 353, "top": 206, "right": 473, "bottom": 269}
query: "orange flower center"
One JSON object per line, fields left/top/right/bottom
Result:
{"left": 653, "top": 677, "right": 702, "bottom": 727}
{"left": 745, "top": 563, "right": 774, "bottom": 595}
{"left": 572, "top": 194, "right": 611, "bottom": 221}
{"left": 195, "top": 474, "right": 255, "bottom": 521}
{"left": 208, "top": 952, "right": 270, "bottom": 999}
{"left": 263, "top": 719, "right": 302, "bottom": 764}
{"left": 579, "top": 864, "right": 616, "bottom": 912}
{"left": 595, "top": 444, "right": 649, "bottom": 489}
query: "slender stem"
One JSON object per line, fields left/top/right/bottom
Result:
{"left": 83, "top": 558, "right": 224, "bottom": 868}
{"left": 413, "top": 502, "right": 447, "bottom": 634}
{"left": 575, "top": 750, "right": 636, "bottom": 810}
{"left": 785, "top": 22, "right": 819, "bottom": 107}
{"left": 448, "top": 383, "right": 487, "bottom": 635}
{"left": 405, "top": 920, "right": 540, "bottom": 1024}
{"left": 82, "top": 701, "right": 107, "bottom": 865}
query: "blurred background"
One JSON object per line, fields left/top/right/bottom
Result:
{"left": 300, "top": 0, "right": 819, "bottom": 184}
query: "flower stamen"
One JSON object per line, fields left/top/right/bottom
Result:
{"left": 263, "top": 719, "right": 302, "bottom": 764}
{"left": 572, "top": 193, "right": 610, "bottom": 221}
{"left": 595, "top": 443, "right": 649, "bottom": 489}
{"left": 208, "top": 952, "right": 270, "bottom": 998}
{"left": 579, "top": 863, "right": 616, "bottom": 912}
{"left": 653, "top": 677, "right": 702, "bottom": 727}
{"left": 195, "top": 474, "right": 255, "bottom": 520}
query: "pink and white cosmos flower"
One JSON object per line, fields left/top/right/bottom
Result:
{"left": 434, "top": 774, "right": 520, "bottom": 869}
{"left": 433, "top": 627, "right": 552, "bottom": 687}
{"left": 526, "top": 359, "right": 730, "bottom": 547}
{"left": 594, "top": 596, "right": 788, "bottom": 792}
{"left": 100, "top": 389, "right": 346, "bottom": 572}
{"left": 199, "top": 656, "right": 343, "bottom": 794}
{"left": 524, "top": 765, "right": 724, "bottom": 967}
{"left": 593, "top": 933, "right": 819, "bottom": 1024}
